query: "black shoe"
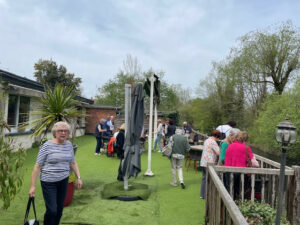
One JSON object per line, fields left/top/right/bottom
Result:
{"left": 181, "top": 183, "right": 185, "bottom": 189}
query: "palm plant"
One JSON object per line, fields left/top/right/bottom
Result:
{"left": 28, "top": 84, "right": 82, "bottom": 139}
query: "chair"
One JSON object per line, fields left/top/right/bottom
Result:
{"left": 186, "top": 149, "right": 202, "bottom": 173}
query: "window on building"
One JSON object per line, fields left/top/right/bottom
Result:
{"left": 19, "top": 96, "right": 30, "bottom": 125}
{"left": 7, "top": 95, "right": 18, "bottom": 126}
{"left": 7, "top": 94, "right": 30, "bottom": 132}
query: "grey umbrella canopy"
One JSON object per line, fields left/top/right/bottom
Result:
{"left": 121, "top": 83, "right": 145, "bottom": 179}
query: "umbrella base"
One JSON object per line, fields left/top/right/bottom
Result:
{"left": 101, "top": 181, "right": 150, "bottom": 201}
{"left": 144, "top": 170, "right": 155, "bottom": 176}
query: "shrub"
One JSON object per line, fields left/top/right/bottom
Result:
{"left": 236, "top": 200, "right": 290, "bottom": 225}
{"left": 0, "top": 138, "right": 26, "bottom": 209}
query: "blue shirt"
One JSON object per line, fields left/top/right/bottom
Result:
{"left": 36, "top": 140, "right": 75, "bottom": 182}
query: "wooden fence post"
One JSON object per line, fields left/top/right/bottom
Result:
{"left": 288, "top": 166, "right": 300, "bottom": 224}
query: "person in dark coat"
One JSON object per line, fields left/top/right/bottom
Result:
{"left": 94, "top": 118, "right": 106, "bottom": 155}
{"left": 116, "top": 124, "right": 125, "bottom": 159}
{"left": 116, "top": 124, "right": 126, "bottom": 181}
{"left": 165, "top": 119, "right": 176, "bottom": 140}
{"left": 182, "top": 121, "right": 192, "bottom": 134}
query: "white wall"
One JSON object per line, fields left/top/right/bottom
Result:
{"left": 6, "top": 128, "right": 86, "bottom": 150}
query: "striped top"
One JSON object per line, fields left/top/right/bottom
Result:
{"left": 36, "top": 140, "right": 75, "bottom": 182}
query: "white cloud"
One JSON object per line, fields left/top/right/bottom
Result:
{"left": 1, "top": 0, "right": 300, "bottom": 98}
{"left": 0, "top": 0, "right": 8, "bottom": 8}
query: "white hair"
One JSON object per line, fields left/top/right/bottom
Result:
{"left": 52, "top": 121, "right": 70, "bottom": 137}
{"left": 229, "top": 128, "right": 240, "bottom": 137}
{"left": 175, "top": 128, "right": 183, "bottom": 135}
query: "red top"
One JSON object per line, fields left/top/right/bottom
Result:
{"left": 107, "top": 137, "right": 116, "bottom": 154}
{"left": 224, "top": 141, "right": 253, "bottom": 167}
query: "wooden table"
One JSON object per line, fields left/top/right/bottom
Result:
{"left": 190, "top": 145, "right": 204, "bottom": 151}
{"left": 186, "top": 145, "right": 204, "bottom": 173}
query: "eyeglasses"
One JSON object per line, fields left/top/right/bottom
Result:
{"left": 57, "top": 130, "right": 69, "bottom": 133}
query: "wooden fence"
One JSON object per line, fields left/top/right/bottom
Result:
{"left": 205, "top": 155, "right": 300, "bottom": 224}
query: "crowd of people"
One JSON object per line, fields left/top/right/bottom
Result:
{"left": 28, "top": 116, "right": 258, "bottom": 224}
{"left": 199, "top": 120, "right": 259, "bottom": 199}
{"left": 93, "top": 117, "right": 193, "bottom": 188}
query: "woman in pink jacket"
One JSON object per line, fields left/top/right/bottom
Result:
{"left": 224, "top": 131, "right": 255, "bottom": 199}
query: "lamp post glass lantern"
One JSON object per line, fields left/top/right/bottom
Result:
{"left": 275, "top": 118, "right": 297, "bottom": 145}
{"left": 274, "top": 117, "right": 297, "bottom": 225}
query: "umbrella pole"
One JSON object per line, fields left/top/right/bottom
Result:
{"left": 144, "top": 76, "right": 154, "bottom": 176}
{"left": 124, "top": 174, "right": 129, "bottom": 190}
{"left": 123, "top": 84, "right": 131, "bottom": 189}
{"left": 153, "top": 104, "right": 158, "bottom": 143}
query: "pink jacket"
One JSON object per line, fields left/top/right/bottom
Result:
{"left": 224, "top": 141, "right": 253, "bottom": 167}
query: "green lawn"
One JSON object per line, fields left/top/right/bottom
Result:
{"left": 0, "top": 135, "right": 205, "bottom": 225}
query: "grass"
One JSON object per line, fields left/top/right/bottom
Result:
{"left": 0, "top": 135, "right": 205, "bottom": 225}
{"left": 101, "top": 182, "right": 150, "bottom": 200}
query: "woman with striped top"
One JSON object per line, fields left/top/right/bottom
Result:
{"left": 29, "top": 121, "right": 82, "bottom": 225}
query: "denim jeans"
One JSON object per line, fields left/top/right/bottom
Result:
{"left": 95, "top": 137, "right": 102, "bottom": 153}
{"left": 153, "top": 134, "right": 162, "bottom": 151}
{"left": 41, "top": 177, "right": 68, "bottom": 225}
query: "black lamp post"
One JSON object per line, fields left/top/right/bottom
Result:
{"left": 274, "top": 117, "right": 297, "bottom": 225}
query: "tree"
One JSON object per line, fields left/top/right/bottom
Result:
{"left": 34, "top": 59, "right": 82, "bottom": 91}
{"left": 95, "top": 56, "right": 182, "bottom": 111}
{"left": 123, "top": 54, "right": 142, "bottom": 77}
{"left": 232, "top": 21, "right": 300, "bottom": 95}
{"left": 189, "top": 60, "right": 247, "bottom": 132}
{"left": 95, "top": 70, "right": 142, "bottom": 106}
{"left": 27, "top": 84, "right": 82, "bottom": 138}
{"left": 190, "top": 21, "right": 300, "bottom": 133}
{"left": 248, "top": 78, "right": 300, "bottom": 161}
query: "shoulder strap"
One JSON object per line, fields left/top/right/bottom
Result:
{"left": 32, "top": 197, "right": 37, "bottom": 220}
{"left": 24, "top": 197, "right": 37, "bottom": 223}
{"left": 224, "top": 128, "right": 231, "bottom": 133}
{"left": 24, "top": 197, "right": 31, "bottom": 223}
{"left": 245, "top": 145, "right": 250, "bottom": 160}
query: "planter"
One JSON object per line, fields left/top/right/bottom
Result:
{"left": 64, "top": 182, "right": 75, "bottom": 207}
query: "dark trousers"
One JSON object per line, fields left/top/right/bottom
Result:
{"left": 41, "top": 177, "right": 68, "bottom": 225}
{"left": 224, "top": 172, "right": 240, "bottom": 199}
{"left": 224, "top": 173, "right": 250, "bottom": 200}
{"left": 95, "top": 137, "right": 103, "bottom": 153}
{"left": 117, "top": 159, "right": 124, "bottom": 181}
{"left": 200, "top": 167, "right": 206, "bottom": 198}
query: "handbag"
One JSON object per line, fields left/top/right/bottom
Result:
{"left": 24, "top": 197, "right": 39, "bottom": 225}
{"left": 162, "top": 136, "right": 173, "bottom": 157}
{"left": 245, "top": 145, "right": 253, "bottom": 167}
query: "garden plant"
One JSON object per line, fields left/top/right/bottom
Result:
{"left": 237, "top": 200, "right": 290, "bottom": 225}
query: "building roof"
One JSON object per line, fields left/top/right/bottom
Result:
{"left": 0, "top": 69, "right": 94, "bottom": 104}
{"left": 86, "top": 104, "right": 121, "bottom": 110}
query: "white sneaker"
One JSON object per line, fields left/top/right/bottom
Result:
{"left": 94, "top": 153, "right": 98, "bottom": 155}
{"left": 170, "top": 182, "right": 178, "bottom": 187}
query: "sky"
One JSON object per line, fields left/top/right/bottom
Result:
{"left": 1, "top": 0, "right": 300, "bottom": 99}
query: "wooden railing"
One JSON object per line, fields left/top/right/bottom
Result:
{"left": 205, "top": 155, "right": 300, "bottom": 224}
{"left": 206, "top": 166, "right": 248, "bottom": 225}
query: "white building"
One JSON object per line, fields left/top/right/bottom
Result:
{"left": 0, "top": 69, "right": 94, "bottom": 149}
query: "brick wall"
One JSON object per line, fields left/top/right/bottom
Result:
{"left": 85, "top": 108, "right": 117, "bottom": 134}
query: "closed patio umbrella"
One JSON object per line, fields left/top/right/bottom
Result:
{"left": 121, "top": 83, "right": 144, "bottom": 188}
